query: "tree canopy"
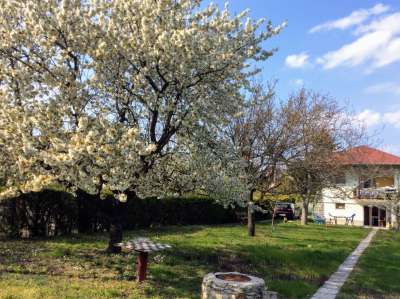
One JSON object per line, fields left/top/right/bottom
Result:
{"left": 0, "top": 0, "right": 284, "bottom": 202}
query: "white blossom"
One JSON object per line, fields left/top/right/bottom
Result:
{"left": 0, "top": 0, "right": 282, "bottom": 204}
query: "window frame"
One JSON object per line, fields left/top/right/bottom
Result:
{"left": 335, "top": 203, "right": 345, "bottom": 210}
{"left": 334, "top": 173, "right": 346, "bottom": 185}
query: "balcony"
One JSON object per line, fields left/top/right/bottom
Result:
{"left": 355, "top": 187, "right": 398, "bottom": 200}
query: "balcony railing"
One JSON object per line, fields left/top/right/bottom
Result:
{"left": 355, "top": 187, "right": 398, "bottom": 200}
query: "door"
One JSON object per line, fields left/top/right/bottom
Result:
{"left": 372, "top": 207, "right": 379, "bottom": 226}
{"left": 363, "top": 206, "right": 370, "bottom": 226}
{"left": 379, "top": 209, "right": 386, "bottom": 227}
{"left": 364, "top": 206, "right": 386, "bottom": 227}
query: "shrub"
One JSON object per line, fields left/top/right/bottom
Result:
{"left": 0, "top": 191, "right": 240, "bottom": 237}
{"left": 0, "top": 190, "right": 77, "bottom": 237}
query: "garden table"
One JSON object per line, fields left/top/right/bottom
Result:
{"left": 116, "top": 238, "right": 171, "bottom": 282}
{"left": 329, "top": 214, "right": 351, "bottom": 225}
{"left": 334, "top": 215, "right": 348, "bottom": 224}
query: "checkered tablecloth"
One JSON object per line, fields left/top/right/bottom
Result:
{"left": 117, "top": 238, "right": 171, "bottom": 253}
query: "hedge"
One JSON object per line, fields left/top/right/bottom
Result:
{"left": 0, "top": 190, "right": 246, "bottom": 238}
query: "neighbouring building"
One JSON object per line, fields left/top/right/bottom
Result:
{"left": 318, "top": 146, "right": 400, "bottom": 227}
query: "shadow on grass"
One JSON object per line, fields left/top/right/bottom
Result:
{"left": 0, "top": 222, "right": 368, "bottom": 299}
{"left": 142, "top": 244, "right": 345, "bottom": 298}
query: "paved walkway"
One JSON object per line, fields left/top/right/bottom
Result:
{"left": 310, "top": 228, "right": 378, "bottom": 299}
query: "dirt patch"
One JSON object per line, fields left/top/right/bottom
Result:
{"left": 270, "top": 273, "right": 328, "bottom": 286}
{"left": 217, "top": 252, "right": 254, "bottom": 274}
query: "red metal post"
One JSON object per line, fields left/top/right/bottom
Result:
{"left": 137, "top": 251, "right": 149, "bottom": 282}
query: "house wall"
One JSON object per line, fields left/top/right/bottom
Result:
{"left": 320, "top": 166, "right": 400, "bottom": 227}
{"left": 345, "top": 171, "right": 359, "bottom": 188}
{"left": 395, "top": 172, "right": 400, "bottom": 188}
{"left": 320, "top": 193, "right": 365, "bottom": 225}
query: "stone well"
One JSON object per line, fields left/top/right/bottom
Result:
{"left": 201, "top": 272, "right": 268, "bottom": 299}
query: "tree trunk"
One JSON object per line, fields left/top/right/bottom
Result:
{"left": 106, "top": 197, "right": 125, "bottom": 253}
{"left": 247, "top": 190, "right": 255, "bottom": 237}
{"left": 77, "top": 190, "right": 91, "bottom": 233}
{"left": 301, "top": 200, "right": 309, "bottom": 225}
{"left": 271, "top": 202, "right": 277, "bottom": 231}
{"left": 301, "top": 174, "right": 312, "bottom": 226}
{"left": 107, "top": 221, "right": 123, "bottom": 253}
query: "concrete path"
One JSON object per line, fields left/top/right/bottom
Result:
{"left": 310, "top": 228, "right": 378, "bottom": 299}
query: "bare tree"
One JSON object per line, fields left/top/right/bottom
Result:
{"left": 282, "top": 89, "right": 362, "bottom": 225}
{"left": 226, "top": 83, "right": 293, "bottom": 236}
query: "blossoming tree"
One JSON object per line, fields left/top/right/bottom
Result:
{"left": 0, "top": 0, "right": 283, "bottom": 251}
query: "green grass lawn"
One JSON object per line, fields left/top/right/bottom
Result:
{"left": 338, "top": 229, "right": 400, "bottom": 299}
{"left": 0, "top": 222, "right": 369, "bottom": 299}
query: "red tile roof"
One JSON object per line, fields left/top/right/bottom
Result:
{"left": 337, "top": 146, "right": 400, "bottom": 165}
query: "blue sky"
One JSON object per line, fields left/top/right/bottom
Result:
{"left": 208, "top": 0, "right": 400, "bottom": 154}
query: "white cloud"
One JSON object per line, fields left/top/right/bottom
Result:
{"left": 353, "top": 109, "right": 382, "bottom": 127}
{"left": 291, "top": 79, "right": 304, "bottom": 86}
{"left": 351, "top": 109, "right": 400, "bottom": 129}
{"left": 354, "top": 11, "right": 400, "bottom": 35}
{"left": 373, "top": 37, "right": 400, "bottom": 68}
{"left": 384, "top": 111, "right": 400, "bottom": 128}
{"left": 309, "top": 3, "right": 390, "bottom": 33}
{"left": 316, "top": 12, "right": 400, "bottom": 70}
{"left": 285, "top": 53, "right": 309, "bottom": 68}
{"left": 364, "top": 82, "right": 400, "bottom": 95}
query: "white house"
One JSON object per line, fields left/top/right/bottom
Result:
{"left": 318, "top": 146, "right": 400, "bottom": 227}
